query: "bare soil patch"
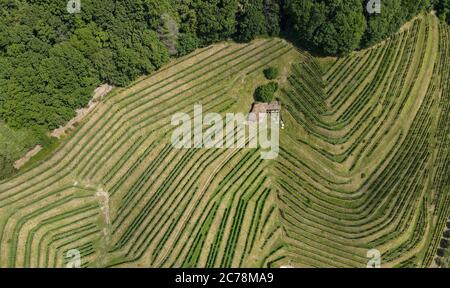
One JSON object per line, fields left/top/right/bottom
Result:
{"left": 13, "top": 145, "right": 42, "bottom": 169}
{"left": 51, "top": 84, "right": 114, "bottom": 139}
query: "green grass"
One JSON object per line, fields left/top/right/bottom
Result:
{"left": 0, "top": 14, "right": 448, "bottom": 268}
{"left": 0, "top": 123, "right": 40, "bottom": 179}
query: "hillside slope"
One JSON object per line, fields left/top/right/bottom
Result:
{"left": 0, "top": 14, "right": 447, "bottom": 268}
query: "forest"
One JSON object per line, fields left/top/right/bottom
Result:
{"left": 0, "top": 0, "right": 448, "bottom": 133}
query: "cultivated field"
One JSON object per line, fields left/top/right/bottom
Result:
{"left": 0, "top": 14, "right": 448, "bottom": 268}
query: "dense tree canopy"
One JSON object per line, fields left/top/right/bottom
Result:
{"left": 254, "top": 82, "right": 279, "bottom": 102}
{"left": 264, "top": 67, "right": 279, "bottom": 80}
{"left": 362, "top": 0, "right": 433, "bottom": 47}
{"left": 0, "top": 0, "right": 444, "bottom": 132}
{"left": 283, "top": 0, "right": 435, "bottom": 54}
{"left": 435, "top": 0, "right": 450, "bottom": 24}
{"left": 284, "top": 0, "right": 367, "bottom": 55}
{"left": 235, "top": 0, "right": 281, "bottom": 42}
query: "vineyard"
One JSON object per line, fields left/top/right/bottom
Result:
{"left": 0, "top": 14, "right": 448, "bottom": 268}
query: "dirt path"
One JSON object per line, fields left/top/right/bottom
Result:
{"left": 13, "top": 145, "right": 42, "bottom": 169}
{"left": 96, "top": 189, "right": 111, "bottom": 227}
{"left": 95, "top": 189, "right": 111, "bottom": 267}
{"left": 51, "top": 84, "right": 114, "bottom": 139}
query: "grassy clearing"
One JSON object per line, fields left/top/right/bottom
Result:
{"left": 0, "top": 123, "right": 40, "bottom": 179}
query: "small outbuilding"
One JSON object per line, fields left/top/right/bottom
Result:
{"left": 248, "top": 101, "right": 281, "bottom": 123}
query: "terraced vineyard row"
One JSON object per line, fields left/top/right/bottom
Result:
{"left": 0, "top": 38, "right": 295, "bottom": 268}
{"left": 0, "top": 14, "right": 447, "bottom": 268}
{"left": 276, "top": 15, "right": 449, "bottom": 268}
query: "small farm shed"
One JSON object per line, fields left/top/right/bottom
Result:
{"left": 248, "top": 101, "right": 281, "bottom": 123}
